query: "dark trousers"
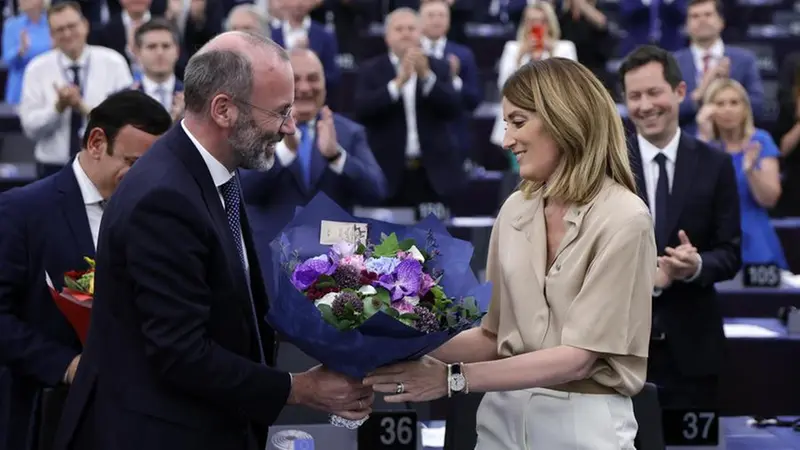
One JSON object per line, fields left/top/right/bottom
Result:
{"left": 647, "top": 339, "right": 720, "bottom": 409}
{"left": 385, "top": 166, "right": 451, "bottom": 220}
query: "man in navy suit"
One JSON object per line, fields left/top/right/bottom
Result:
{"left": 620, "top": 46, "right": 740, "bottom": 410}
{"left": 673, "top": 0, "right": 764, "bottom": 134}
{"left": 53, "top": 32, "right": 373, "bottom": 450}
{"left": 0, "top": 90, "right": 173, "bottom": 450}
{"left": 270, "top": 0, "right": 340, "bottom": 95}
{"left": 240, "top": 48, "right": 387, "bottom": 268}
{"left": 419, "top": 0, "right": 482, "bottom": 163}
{"left": 130, "top": 19, "right": 186, "bottom": 121}
{"left": 354, "top": 7, "right": 463, "bottom": 208}
{"left": 618, "top": 0, "right": 687, "bottom": 57}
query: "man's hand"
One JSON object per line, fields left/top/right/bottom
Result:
{"left": 395, "top": 52, "right": 414, "bottom": 86}
{"left": 288, "top": 366, "right": 374, "bottom": 420}
{"left": 53, "top": 83, "right": 74, "bottom": 113}
{"left": 407, "top": 47, "right": 431, "bottom": 78}
{"left": 661, "top": 230, "right": 700, "bottom": 280}
{"left": 447, "top": 54, "right": 460, "bottom": 78}
{"left": 64, "top": 354, "right": 81, "bottom": 385}
{"left": 18, "top": 29, "right": 29, "bottom": 57}
{"left": 171, "top": 92, "right": 185, "bottom": 121}
{"left": 316, "top": 106, "right": 339, "bottom": 158}
{"left": 715, "top": 57, "right": 731, "bottom": 79}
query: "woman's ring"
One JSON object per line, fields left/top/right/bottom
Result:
{"left": 395, "top": 382, "right": 405, "bottom": 394}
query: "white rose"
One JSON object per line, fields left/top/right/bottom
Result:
{"left": 315, "top": 292, "right": 339, "bottom": 307}
{"left": 358, "top": 285, "right": 377, "bottom": 296}
{"left": 403, "top": 296, "right": 420, "bottom": 306}
{"left": 408, "top": 245, "right": 425, "bottom": 263}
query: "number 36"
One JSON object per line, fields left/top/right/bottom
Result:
{"left": 380, "top": 416, "right": 414, "bottom": 446}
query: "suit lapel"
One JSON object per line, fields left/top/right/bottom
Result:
{"left": 56, "top": 166, "right": 95, "bottom": 259}
{"left": 167, "top": 127, "right": 257, "bottom": 327}
{"left": 665, "top": 133, "right": 698, "bottom": 241}
{"left": 628, "top": 137, "right": 649, "bottom": 207}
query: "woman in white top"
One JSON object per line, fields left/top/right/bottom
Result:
{"left": 491, "top": 2, "right": 578, "bottom": 148}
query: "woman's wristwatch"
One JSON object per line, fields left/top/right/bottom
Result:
{"left": 447, "top": 362, "right": 468, "bottom": 397}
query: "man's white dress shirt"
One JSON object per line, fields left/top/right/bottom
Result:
{"left": 140, "top": 74, "right": 176, "bottom": 111}
{"left": 386, "top": 53, "right": 437, "bottom": 159}
{"left": 19, "top": 45, "right": 133, "bottom": 165}
{"left": 71, "top": 156, "right": 104, "bottom": 249}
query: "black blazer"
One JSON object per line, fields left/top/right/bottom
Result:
{"left": 353, "top": 54, "right": 465, "bottom": 198}
{"left": 629, "top": 132, "right": 741, "bottom": 377}
{"left": 53, "top": 126, "right": 291, "bottom": 450}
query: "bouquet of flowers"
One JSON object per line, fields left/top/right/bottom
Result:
{"left": 266, "top": 193, "right": 491, "bottom": 428}
{"left": 45, "top": 257, "right": 95, "bottom": 345}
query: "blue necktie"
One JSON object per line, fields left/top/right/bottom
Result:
{"left": 654, "top": 153, "right": 670, "bottom": 253}
{"left": 220, "top": 176, "right": 266, "bottom": 363}
{"left": 297, "top": 122, "right": 314, "bottom": 188}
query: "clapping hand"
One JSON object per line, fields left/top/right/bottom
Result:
{"left": 363, "top": 356, "right": 448, "bottom": 403}
{"left": 316, "top": 106, "right": 339, "bottom": 159}
{"left": 659, "top": 230, "right": 700, "bottom": 281}
{"left": 743, "top": 140, "right": 761, "bottom": 173}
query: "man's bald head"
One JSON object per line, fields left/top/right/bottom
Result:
{"left": 289, "top": 48, "right": 325, "bottom": 122}
{"left": 183, "top": 31, "right": 290, "bottom": 115}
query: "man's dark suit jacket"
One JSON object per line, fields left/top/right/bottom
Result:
{"left": 53, "top": 126, "right": 291, "bottom": 450}
{"left": 270, "top": 21, "right": 341, "bottom": 94}
{"left": 0, "top": 166, "right": 88, "bottom": 450}
{"left": 240, "top": 113, "right": 387, "bottom": 273}
{"left": 353, "top": 54, "right": 464, "bottom": 199}
{"left": 439, "top": 41, "right": 482, "bottom": 162}
{"left": 629, "top": 132, "right": 741, "bottom": 379}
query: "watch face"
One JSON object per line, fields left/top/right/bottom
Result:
{"left": 449, "top": 373, "right": 466, "bottom": 391}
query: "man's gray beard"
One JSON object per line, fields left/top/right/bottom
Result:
{"left": 242, "top": 151, "right": 275, "bottom": 172}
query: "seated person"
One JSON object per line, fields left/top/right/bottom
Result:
{"left": 696, "top": 79, "right": 788, "bottom": 272}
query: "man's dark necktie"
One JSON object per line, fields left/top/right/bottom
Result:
{"left": 69, "top": 65, "right": 82, "bottom": 157}
{"left": 654, "top": 153, "right": 670, "bottom": 252}
{"left": 220, "top": 176, "right": 266, "bottom": 363}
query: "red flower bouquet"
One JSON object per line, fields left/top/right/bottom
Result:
{"left": 45, "top": 257, "right": 94, "bottom": 345}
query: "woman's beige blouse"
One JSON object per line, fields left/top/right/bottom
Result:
{"left": 481, "top": 178, "right": 656, "bottom": 397}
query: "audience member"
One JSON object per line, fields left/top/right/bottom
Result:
{"left": 620, "top": 45, "right": 740, "bottom": 410}
{"left": 673, "top": 0, "right": 763, "bottom": 135}
{"left": 775, "top": 52, "right": 800, "bottom": 216}
{"left": 353, "top": 7, "right": 463, "bottom": 210}
{"left": 307, "top": 0, "right": 371, "bottom": 57}
{"left": 2, "top": 0, "right": 52, "bottom": 104}
{"left": 19, "top": 1, "right": 134, "bottom": 179}
{"left": 492, "top": 2, "right": 576, "bottom": 197}
{"left": 696, "top": 79, "right": 787, "bottom": 270}
{"left": 225, "top": 3, "right": 270, "bottom": 34}
{"left": 241, "top": 47, "right": 387, "bottom": 274}
{"left": 270, "top": 0, "right": 340, "bottom": 93}
{"left": 419, "top": 0, "right": 482, "bottom": 163}
{"left": 130, "top": 18, "right": 185, "bottom": 121}
{"left": 558, "top": 0, "right": 615, "bottom": 89}
{"left": 618, "top": 0, "right": 686, "bottom": 56}
{"left": 0, "top": 90, "right": 172, "bottom": 450}
{"left": 88, "top": 0, "right": 152, "bottom": 75}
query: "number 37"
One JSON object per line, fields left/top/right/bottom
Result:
{"left": 682, "top": 412, "right": 715, "bottom": 440}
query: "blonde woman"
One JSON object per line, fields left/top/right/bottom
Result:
{"left": 696, "top": 79, "right": 788, "bottom": 270}
{"left": 491, "top": 2, "right": 578, "bottom": 149}
{"left": 365, "top": 58, "right": 655, "bottom": 449}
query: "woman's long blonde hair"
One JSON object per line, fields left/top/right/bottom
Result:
{"left": 516, "top": 2, "right": 561, "bottom": 43}
{"left": 503, "top": 58, "right": 637, "bottom": 204}
{"left": 703, "top": 78, "right": 755, "bottom": 142}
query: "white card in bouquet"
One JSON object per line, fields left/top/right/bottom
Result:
{"left": 319, "top": 220, "right": 368, "bottom": 246}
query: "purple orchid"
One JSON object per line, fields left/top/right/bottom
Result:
{"left": 392, "top": 297, "right": 417, "bottom": 314}
{"left": 377, "top": 258, "right": 422, "bottom": 301}
{"left": 419, "top": 272, "right": 435, "bottom": 296}
{"left": 291, "top": 255, "right": 337, "bottom": 291}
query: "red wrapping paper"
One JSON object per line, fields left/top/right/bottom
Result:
{"left": 45, "top": 272, "right": 92, "bottom": 345}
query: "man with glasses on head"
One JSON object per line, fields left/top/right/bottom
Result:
{"left": 19, "top": 1, "right": 133, "bottom": 179}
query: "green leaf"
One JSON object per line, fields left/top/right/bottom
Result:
{"left": 373, "top": 233, "right": 401, "bottom": 257}
{"left": 385, "top": 307, "right": 399, "bottom": 318}
{"left": 356, "top": 243, "right": 367, "bottom": 255}
{"left": 363, "top": 296, "right": 382, "bottom": 317}
{"left": 374, "top": 287, "right": 391, "bottom": 306}
{"left": 398, "top": 238, "right": 416, "bottom": 252}
{"left": 399, "top": 313, "right": 420, "bottom": 321}
{"left": 314, "top": 275, "right": 337, "bottom": 289}
{"left": 318, "top": 304, "right": 338, "bottom": 325}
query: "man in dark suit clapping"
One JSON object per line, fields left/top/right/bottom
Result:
{"left": 619, "top": 45, "right": 741, "bottom": 410}
{"left": 53, "top": 31, "right": 373, "bottom": 450}
{"left": 354, "top": 7, "right": 464, "bottom": 209}
{"left": 0, "top": 90, "right": 173, "bottom": 450}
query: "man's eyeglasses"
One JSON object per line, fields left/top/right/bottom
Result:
{"left": 235, "top": 99, "right": 292, "bottom": 129}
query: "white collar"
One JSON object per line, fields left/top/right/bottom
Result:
{"left": 71, "top": 155, "right": 104, "bottom": 205}
{"left": 141, "top": 74, "right": 176, "bottom": 94}
{"left": 691, "top": 39, "right": 724, "bottom": 60}
{"left": 421, "top": 36, "right": 447, "bottom": 53}
{"left": 282, "top": 16, "right": 310, "bottom": 33}
{"left": 122, "top": 10, "right": 151, "bottom": 28}
{"left": 58, "top": 46, "right": 90, "bottom": 67}
{"left": 180, "top": 120, "right": 234, "bottom": 188}
{"left": 388, "top": 52, "right": 401, "bottom": 66}
{"left": 637, "top": 129, "right": 681, "bottom": 164}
